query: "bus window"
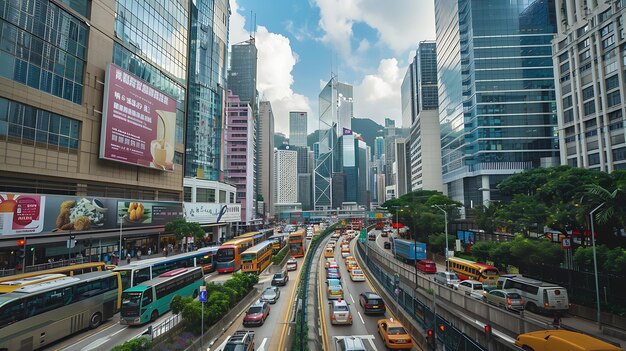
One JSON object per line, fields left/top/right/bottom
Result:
{"left": 133, "top": 268, "right": 151, "bottom": 286}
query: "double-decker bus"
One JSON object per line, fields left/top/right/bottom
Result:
{"left": 236, "top": 230, "right": 273, "bottom": 246}
{"left": 268, "top": 234, "right": 288, "bottom": 254}
{"left": 288, "top": 230, "right": 305, "bottom": 258}
{"left": 0, "top": 271, "right": 122, "bottom": 349}
{"left": 216, "top": 237, "right": 255, "bottom": 273}
{"left": 0, "top": 273, "right": 66, "bottom": 294}
{"left": 114, "top": 247, "right": 218, "bottom": 290}
{"left": 0, "top": 262, "right": 107, "bottom": 284}
{"left": 241, "top": 241, "right": 273, "bottom": 274}
{"left": 448, "top": 257, "right": 499, "bottom": 290}
{"left": 120, "top": 267, "right": 203, "bottom": 326}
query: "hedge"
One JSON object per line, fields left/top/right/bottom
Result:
{"left": 272, "top": 245, "right": 289, "bottom": 265}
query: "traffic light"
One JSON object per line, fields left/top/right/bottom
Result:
{"left": 16, "top": 239, "right": 25, "bottom": 247}
{"left": 484, "top": 325, "right": 492, "bottom": 334}
{"left": 438, "top": 324, "right": 445, "bottom": 332}
{"left": 426, "top": 329, "right": 435, "bottom": 349}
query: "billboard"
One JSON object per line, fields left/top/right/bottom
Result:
{"left": 183, "top": 203, "right": 241, "bottom": 224}
{"left": 100, "top": 64, "right": 177, "bottom": 171}
{"left": 0, "top": 193, "right": 182, "bottom": 236}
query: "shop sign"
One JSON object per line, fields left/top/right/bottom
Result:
{"left": 183, "top": 203, "right": 241, "bottom": 224}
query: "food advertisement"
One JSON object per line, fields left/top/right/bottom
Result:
{"left": 117, "top": 201, "right": 183, "bottom": 226}
{"left": 100, "top": 63, "right": 177, "bottom": 171}
{"left": 0, "top": 194, "right": 46, "bottom": 235}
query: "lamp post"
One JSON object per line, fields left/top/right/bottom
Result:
{"left": 432, "top": 204, "right": 449, "bottom": 272}
{"left": 589, "top": 203, "right": 604, "bottom": 329}
{"left": 119, "top": 220, "right": 123, "bottom": 264}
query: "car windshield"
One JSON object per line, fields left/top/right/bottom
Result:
{"left": 507, "top": 292, "right": 522, "bottom": 299}
{"left": 216, "top": 248, "right": 235, "bottom": 262}
{"left": 248, "top": 306, "right": 263, "bottom": 314}
{"left": 388, "top": 327, "right": 407, "bottom": 335}
{"left": 263, "top": 289, "right": 275, "bottom": 295}
{"left": 223, "top": 345, "right": 245, "bottom": 351}
{"left": 274, "top": 273, "right": 284, "bottom": 278}
{"left": 352, "top": 270, "right": 362, "bottom": 275}
{"left": 334, "top": 305, "right": 349, "bottom": 311}
{"left": 367, "top": 299, "right": 382, "bottom": 304}
{"left": 474, "top": 284, "right": 483, "bottom": 290}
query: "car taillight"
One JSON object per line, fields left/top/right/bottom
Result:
{"left": 331, "top": 314, "right": 336, "bottom": 320}
{"left": 545, "top": 302, "right": 549, "bottom": 307}
{"left": 364, "top": 304, "right": 371, "bottom": 308}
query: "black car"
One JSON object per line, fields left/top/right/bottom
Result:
{"left": 384, "top": 241, "right": 391, "bottom": 249}
{"left": 359, "top": 292, "right": 386, "bottom": 315}
{"left": 271, "top": 269, "right": 289, "bottom": 286}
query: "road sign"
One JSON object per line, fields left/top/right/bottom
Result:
{"left": 359, "top": 229, "right": 367, "bottom": 243}
{"left": 562, "top": 238, "right": 571, "bottom": 249}
{"left": 199, "top": 285, "right": 207, "bottom": 303}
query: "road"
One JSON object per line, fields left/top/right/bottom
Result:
{"left": 319, "top": 233, "right": 419, "bottom": 351}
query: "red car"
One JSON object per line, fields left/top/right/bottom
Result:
{"left": 243, "top": 301, "right": 270, "bottom": 326}
{"left": 416, "top": 259, "right": 437, "bottom": 274}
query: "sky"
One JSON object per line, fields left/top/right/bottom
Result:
{"left": 229, "top": 0, "right": 436, "bottom": 135}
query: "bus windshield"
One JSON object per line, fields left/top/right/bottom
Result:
{"left": 217, "top": 248, "right": 235, "bottom": 262}
{"left": 121, "top": 292, "right": 142, "bottom": 316}
{"left": 482, "top": 269, "right": 498, "bottom": 277}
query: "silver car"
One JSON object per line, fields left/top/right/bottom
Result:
{"left": 260, "top": 286, "right": 280, "bottom": 304}
{"left": 329, "top": 299, "right": 352, "bottom": 325}
{"left": 483, "top": 289, "right": 524, "bottom": 311}
{"left": 434, "top": 271, "right": 460, "bottom": 288}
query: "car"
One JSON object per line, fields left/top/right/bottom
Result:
{"left": 329, "top": 299, "right": 353, "bottom": 325}
{"left": 335, "top": 336, "right": 367, "bottom": 351}
{"left": 434, "top": 271, "right": 460, "bottom": 288}
{"left": 271, "top": 269, "right": 289, "bottom": 286}
{"left": 331, "top": 232, "right": 341, "bottom": 239}
{"left": 224, "top": 330, "right": 255, "bottom": 351}
{"left": 328, "top": 240, "right": 337, "bottom": 248}
{"left": 243, "top": 301, "right": 270, "bottom": 326}
{"left": 328, "top": 262, "right": 339, "bottom": 270}
{"left": 306, "top": 233, "right": 313, "bottom": 240}
{"left": 287, "top": 258, "right": 298, "bottom": 271}
{"left": 324, "top": 247, "right": 335, "bottom": 258}
{"left": 345, "top": 256, "right": 356, "bottom": 264}
{"left": 327, "top": 279, "right": 344, "bottom": 300}
{"left": 377, "top": 318, "right": 413, "bottom": 349}
{"left": 260, "top": 286, "right": 280, "bottom": 304}
{"left": 325, "top": 258, "right": 336, "bottom": 269}
{"left": 381, "top": 230, "right": 389, "bottom": 237}
{"left": 359, "top": 292, "right": 386, "bottom": 314}
{"left": 350, "top": 268, "right": 365, "bottom": 282}
{"left": 456, "top": 280, "right": 484, "bottom": 299}
{"left": 346, "top": 261, "right": 358, "bottom": 272}
{"left": 514, "top": 330, "right": 622, "bottom": 351}
{"left": 384, "top": 241, "right": 391, "bottom": 249}
{"left": 483, "top": 289, "right": 524, "bottom": 311}
{"left": 341, "top": 250, "right": 350, "bottom": 258}
{"left": 327, "top": 267, "right": 341, "bottom": 279}
{"left": 416, "top": 259, "right": 437, "bottom": 274}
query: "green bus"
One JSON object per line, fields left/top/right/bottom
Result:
{"left": 0, "top": 271, "right": 122, "bottom": 350}
{"left": 120, "top": 267, "right": 204, "bottom": 326}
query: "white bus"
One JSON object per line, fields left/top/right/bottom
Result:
{"left": 498, "top": 274, "right": 569, "bottom": 313}
{"left": 0, "top": 271, "right": 121, "bottom": 350}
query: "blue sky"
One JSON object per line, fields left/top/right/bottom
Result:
{"left": 229, "top": 0, "right": 436, "bottom": 135}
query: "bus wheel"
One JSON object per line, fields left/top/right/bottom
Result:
{"left": 193, "top": 289, "right": 199, "bottom": 299}
{"left": 89, "top": 312, "right": 102, "bottom": 329}
{"left": 151, "top": 310, "right": 159, "bottom": 322}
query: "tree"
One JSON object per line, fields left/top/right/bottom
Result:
{"left": 111, "top": 337, "right": 152, "bottom": 351}
{"left": 165, "top": 218, "right": 206, "bottom": 241}
{"left": 494, "top": 194, "right": 547, "bottom": 236}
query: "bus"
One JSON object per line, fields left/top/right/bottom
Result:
{"left": 0, "top": 271, "right": 122, "bottom": 350}
{"left": 114, "top": 247, "right": 218, "bottom": 290}
{"left": 236, "top": 230, "right": 273, "bottom": 246}
{"left": 120, "top": 267, "right": 204, "bottom": 326}
{"left": 448, "top": 257, "right": 499, "bottom": 290}
{"left": 0, "top": 262, "right": 107, "bottom": 284}
{"left": 0, "top": 273, "right": 66, "bottom": 294}
{"left": 288, "top": 230, "right": 305, "bottom": 258}
{"left": 216, "top": 237, "right": 255, "bottom": 273}
{"left": 241, "top": 241, "right": 273, "bottom": 274}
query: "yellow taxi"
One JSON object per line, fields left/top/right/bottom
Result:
{"left": 345, "top": 256, "right": 356, "bottom": 265}
{"left": 324, "top": 246, "right": 335, "bottom": 258}
{"left": 346, "top": 261, "right": 359, "bottom": 272}
{"left": 377, "top": 318, "right": 413, "bottom": 349}
{"left": 515, "top": 330, "right": 622, "bottom": 351}
{"left": 341, "top": 245, "right": 350, "bottom": 258}
{"left": 349, "top": 267, "right": 365, "bottom": 282}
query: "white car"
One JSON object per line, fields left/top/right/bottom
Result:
{"left": 456, "top": 280, "right": 484, "bottom": 299}
{"left": 329, "top": 299, "right": 353, "bottom": 325}
{"left": 287, "top": 258, "right": 298, "bottom": 271}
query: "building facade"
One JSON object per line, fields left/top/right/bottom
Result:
{"left": 435, "top": 0, "right": 559, "bottom": 207}
{"left": 274, "top": 148, "right": 298, "bottom": 204}
{"left": 289, "top": 112, "right": 308, "bottom": 147}
{"left": 228, "top": 38, "right": 257, "bottom": 106}
{"left": 554, "top": 1, "right": 626, "bottom": 171}
{"left": 394, "top": 138, "right": 409, "bottom": 197}
{"left": 258, "top": 101, "right": 275, "bottom": 217}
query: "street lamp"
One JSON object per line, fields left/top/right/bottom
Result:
{"left": 432, "top": 204, "right": 449, "bottom": 272}
{"left": 589, "top": 203, "right": 604, "bottom": 329}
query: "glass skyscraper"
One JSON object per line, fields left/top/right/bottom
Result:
{"left": 289, "top": 112, "right": 308, "bottom": 147}
{"left": 435, "top": 0, "right": 559, "bottom": 206}
{"left": 228, "top": 39, "right": 258, "bottom": 106}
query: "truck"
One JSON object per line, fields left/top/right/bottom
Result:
{"left": 391, "top": 238, "right": 427, "bottom": 264}
{"left": 224, "top": 330, "right": 255, "bottom": 351}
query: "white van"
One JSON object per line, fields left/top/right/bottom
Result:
{"left": 498, "top": 275, "right": 569, "bottom": 313}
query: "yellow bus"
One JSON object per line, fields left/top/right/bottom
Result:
{"left": 216, "top": 237, "right": 255, "bottom": 273}
{"left": 0, "top": 273, "right": 67, "bottom": 294}
{"left": 289, "top": 230, "right": 305, "bottom": 258}
{"left": 448, "top": 257, "right": 499, "bottom": 290}
{"left": 0, "top": 262, "right": 108, "bottom": 284}
{"left": 241, "top": 241, "right": 273, "bottom": 274}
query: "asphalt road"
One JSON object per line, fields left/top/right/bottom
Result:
{"left": 319, "top": 233, "right": 419, "bottom": 351}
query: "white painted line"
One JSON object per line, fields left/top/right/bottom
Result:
{"left": 349, "top": 293, "right": 355, "bottom": 304}
{"left": 109, "top": 328, "right": 126, "bottom": 337}
{"left": 257, "top": 337, "right": 268, "bottom": 351}
{"left": 81, "top": 338, "right": 110, "bottom": 351}
{"left": 357, "top": 311, "right": 365, "bottom": 325}
{"left": 287, "top": 326, "right": 291, "bottom": 336}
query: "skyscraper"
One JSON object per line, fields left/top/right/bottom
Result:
{"left": 228, "top": 39, "right": 258, "bottom": 106}
{"left": 435, "top": 0, "right": 559, "bottom": 207}
{"left": 554, "top": 1, "right": 626, "bottom": 171}
{"left": 274, "top": 148, "right": 299, "bottom": 204}
{"left": 289, "top": 112, "right": 308, "bottom": 147}
{"left": 258, "top": 101, "right": 275, "bottom": 217}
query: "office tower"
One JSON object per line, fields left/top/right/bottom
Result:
{"left": 226, "top": 91, "right": 255, "bottom": 224}
{"left": 315, "top": 76, "right": 353, "bottom": 209}
{"left": 555, "top": 1, "right": 626, "bottom": 171}
{"left": 374, "top": 136, "right": 385, "bottom": 161}
{"left": 228, "top": 39, "right": 258, "bottom": 106}
{"left": 394, "top": 138, "right": 409, "bottom": 196}
{"left": 402, "top": 41, "right": 445, "bottom": 192}
{"left": 289, "top": 112, "right": 308, "bottom": 147}
{"left": 258, "top": 101, "right": 275, "bottom": 216}
{"left": 274, "top": 148, "right": 298, "bottom": 204}
{"left": 186, "top": 0, "right": 230, "bottom": 181}
{"left": 435, "top": 0, "right": 559, "bottom": 207}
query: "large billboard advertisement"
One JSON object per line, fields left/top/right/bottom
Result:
{"left": 183, "top": 203, "right": 241, "bottom": 224}
{"left": 0, "top": 193, "right": 182, "bottom": 236}
{"left": 100, "top": 63, "right": 177, "bottom": 171}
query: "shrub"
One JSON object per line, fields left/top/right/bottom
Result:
{"left": 272, "top": 245, "right": 289, "bottom": 264}
{"left": 111, "top": 337, "right": 152, "bottom": 351}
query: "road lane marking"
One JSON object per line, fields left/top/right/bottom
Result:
{"left": 318, "top": 243, "right": 330, "bottom": 351}
{"left": 81, "top": 337, "right": 110, "bottom": 351}
{"left": 257, "top": 337, "right": 268, "bottom": 351}
{"left": 357, "top": 311, "right": 365, "bottom": 325}
{"left": 54, "top": 321, "right": 119, "bottom": 351}
{"left": 278, "top": 255, "right": 304, "bottom": 350}
{"left": 109, "top": 328, "right": 126, "bottom": 337}
{"left": 349, "top": 293, "right": 355, "bottom": 304}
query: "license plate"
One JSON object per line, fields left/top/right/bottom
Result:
{"left": 372, "top": 305, "right": 378, "bottom": 308}
{"left": 396, "top": 339, "right": 406, "bottom": 343}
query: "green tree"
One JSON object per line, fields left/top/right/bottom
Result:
{"left": 494, "top": 194, "right": 547, "bottom": 235}
{"left": 470, "top": 241, "right": 496, "bottom": 262}
{"left": 111, "top": 337, "right": 152, "bottom": 351}
{"left": 165, "top": 218, "right": 206, "bottom": 241}
{"left": 170, "top": 295, "right": 193, "bottom": 314}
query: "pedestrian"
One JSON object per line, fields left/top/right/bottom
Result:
{"left": 163, "top": 247, "right": 167, "bottom": 256}
{"left": 147, "top": 248, "right": 152, "bottom": 256}
{"left": 126, "top": 253, "right": 131, "bottom": 264}
{"left": 552, "top": 313, "right": 561, "bottom": 329}
{"left": 137, "top": 249, "right": 142, "bottom": 260}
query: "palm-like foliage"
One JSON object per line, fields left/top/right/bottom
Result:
{"left": 585, "top": 184, "right": 626, "bottom": 229}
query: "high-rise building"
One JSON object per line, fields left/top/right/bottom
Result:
{"left": 554, "top": 1, "right": 626, "bottom": 171}
{"left": 289, "top": 112, "right": 308, "bottom": 148}
{"left": 274, "top": 148, "right": 298, "bottom": 204}
{"left": 374, "top": 136, "right": 385, "bottom": 161}
{"left": 186, "top": 0, "right": 230, "bottom": 181}
{"left": 228, "top": 39, "right": 258, "bottom": 106}
{"left": 258, "top": 101, "right": 275, "bottom": 217}
{"left": 402, "top": 41, "right": 444, "bottom": 192}
{"left": 435, "top": 0, "right": 559, "bottom": 207}
{"left": 225, "top": 91, "right": 255, "bottom": 224}
{"left": 394, "top": 138, "right": 409, "bottom": 197}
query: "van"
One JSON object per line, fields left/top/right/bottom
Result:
{"left": 515, "top": 330, "right": 622, "bottom": 351}
{"left": 416, "top": 259, "right": 437, "bottom": 274}
{"left": 499, "top": 275, "right": 569, "bottom": 313}
{"left": 434, "top": 271, "right": 460, "bottom": 288}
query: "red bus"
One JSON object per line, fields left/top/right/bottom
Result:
{"left": 215, "top": 237, "right": 254, "bottom": 273}
{"left": 416, "top": 259, "right": 437, "bottom": 274}
{"left": 288, "top": 230, "right": 305, "bottom": 258}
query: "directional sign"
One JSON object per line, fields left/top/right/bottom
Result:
{"left": 199, "top": 285, "right": 207, "bottom": 303}
{"left": 359, "top": 229, "right": 367, "bottom": 243}
{"left": 562, "top": 238, "right": 571, "bottom": 249}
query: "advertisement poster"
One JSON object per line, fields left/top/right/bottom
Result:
{"left": 117, "top": 201, "right": 183, "bottom": 226}
{"left": 0, "top": 194, "right": 46, "bottom": 235}
{"left": 100, "top": 63, "right": 177, "bottom": 171}
{"left": 183, "top": 203, "right": 241, "bottom": 224}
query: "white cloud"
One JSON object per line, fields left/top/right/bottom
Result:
{"left": 356, "top": 39, "right": 370, "bottom": 53}
{"left": 353, "top": 58, "right": 403, "bottom": 126}
{"left": 228, "top": 0, "right": 249, "bottom": 45}
{"left": 229, "top": 0, "right": 313, "bottom": 135}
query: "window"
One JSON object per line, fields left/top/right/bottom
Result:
{"left": 578, "top": 38, "right": 590, "bottom": 50}
{"left": 184, "top": 187, "right": 192, "bottom": 202}
{"left": 582, "top": 86, "right": 594, "bottom": 101}
{"left": 564, "top": 109, "right": 574, "bottom": 123}
{"left": 606, "top": 75, "right": 619, "bottom": 90}
{"left": 598, "top": 9, "right": 612, "bottom": 23}
{"left": 601, "top": 23, "right": 614, "bottom": 37}
{"left": 579, "top": 50, "right": 591, "bottom": 62}
{"left": 584, "top": 101, "right": 596, "bottom": 116}
{"left": 603, "top": 35, "right": 616, "bottom": 49}
{"left": 562, "top": 96, "right": 573, "bottom": 109}
{"left": 589, "top": 153, "right": 600, "bottom": 165}
{"left": 607, "top": 90, "right": 621, "bottom": 107}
